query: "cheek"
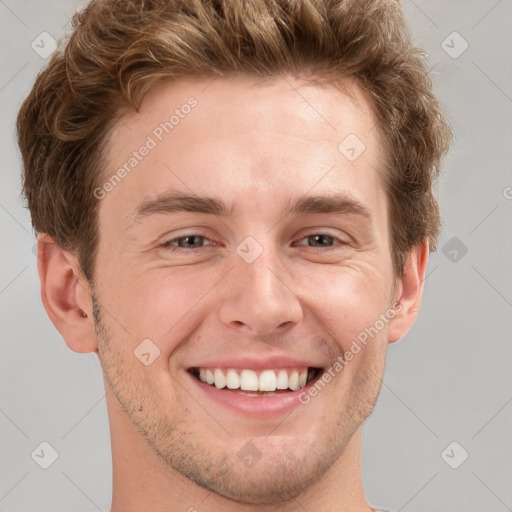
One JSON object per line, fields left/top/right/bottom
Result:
{"left": 302, "top": 263, "right": 391, "bottom": 353}
{"left": 108, "top": 268, "right": 221, "bottom": 353}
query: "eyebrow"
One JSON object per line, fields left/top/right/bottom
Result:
{"left": 135, "top": 194, "right": 233, "bottom": 218}
{"left": 132, "top": 192, "right": 372, "bottom": 223}
{"left": 288, "top": 194, "right": 372, "bottom": 219}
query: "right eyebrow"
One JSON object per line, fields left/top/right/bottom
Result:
{"left": 133, "top": 194, "right": 234, "bottom": 221}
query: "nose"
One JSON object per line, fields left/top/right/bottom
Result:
{"left": 218, "top": 245, "right": 303, "bottom": 336}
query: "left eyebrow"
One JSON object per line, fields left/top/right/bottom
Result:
{"left": 287, "top": 194, "right": 373, "bottom": 221}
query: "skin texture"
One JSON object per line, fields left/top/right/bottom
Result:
{"left": 38, "top": 75, "right": 429, "bottom": 512}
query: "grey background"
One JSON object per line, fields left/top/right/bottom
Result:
{"left": 1, "top": 1, "right": 511, "bottom": 511}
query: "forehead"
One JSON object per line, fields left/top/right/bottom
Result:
{"left": 101, "top": 74, "right": 387, "bottom": 227}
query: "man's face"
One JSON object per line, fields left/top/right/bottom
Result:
{"left": 94, "top": 75, "right": 398, "bottom": 503}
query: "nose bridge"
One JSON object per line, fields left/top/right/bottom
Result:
{"left": 218, "top": 237, "right": 302, "bottom": 335}
{"left": 245, "top": 246, "right": 286, "bottom": 300}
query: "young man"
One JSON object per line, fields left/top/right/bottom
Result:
{"left": 17, "top": 0, "right": 452, "bottom": 510}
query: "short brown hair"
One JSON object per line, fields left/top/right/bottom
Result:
{"left": 17, "top": 0, "right": 452, "bottom": 281}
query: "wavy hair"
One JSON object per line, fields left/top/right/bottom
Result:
{"left": 17, "top": 0, "right": 453, "bottom": 280}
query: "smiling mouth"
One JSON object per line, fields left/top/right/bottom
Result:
{"left": 189, "top": 367, "right": 323, "bottom": 396}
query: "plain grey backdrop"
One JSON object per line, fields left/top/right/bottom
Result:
{"left": 1, "top": 1, "right": 511, "bottom": 511}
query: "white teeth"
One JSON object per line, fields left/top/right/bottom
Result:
{"left": 214, "top": 368, "right": 226, "bottom": 389}
{"left": 226, "top": 369, "right": 240, "bottom": 389}
{"left": 240, "top": 369, "right": 259, "bottom": 391}
{"left": 276, "top": 369, "right": 288, "bottom": 389}
{"left": 288, "top": 370, "right": 299, "bottom": 391}
{"left": 196, "top": 367, "right": 314, "bottom": 392}
{"left": 298, "top": 369, "right": 307, "bottom": 388}
{"left": 259, "top": 370, "right": 277, "bottom": 392}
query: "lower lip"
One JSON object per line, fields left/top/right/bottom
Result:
{"left": 187, "top": 372, "right": 317, "bottom": 418}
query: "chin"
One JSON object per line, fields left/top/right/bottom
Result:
{"left": 181, "top": 452, "right": 326, "bottom": 504}
{"left": 150, "top": 429, "right": 347, "bottom": 505}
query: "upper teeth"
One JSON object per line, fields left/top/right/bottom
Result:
{"left": 198, "top": 368, "right": 309, "bottom": 392}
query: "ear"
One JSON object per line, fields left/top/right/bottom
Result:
{"left": 387, "top": 238, "right": 430, "bottom": 344}
{"left": 37, "top": 233, "right": 98, "bottom": 353}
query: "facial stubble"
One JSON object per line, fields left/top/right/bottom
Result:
{"left": 91, "top": 292, "right": 387, "bottom": 505}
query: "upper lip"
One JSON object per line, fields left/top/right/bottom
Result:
{"left": 187, "top": 355, "right": 325, "bottom": 371}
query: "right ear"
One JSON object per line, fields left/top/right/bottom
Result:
{"left": 37, "top": 233, "right": 98, "bottom": 353}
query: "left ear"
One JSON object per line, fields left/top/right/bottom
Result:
{"left": 387, "top": 238, "right": 430, "bottom": 344}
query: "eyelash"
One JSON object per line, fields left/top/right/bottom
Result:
{"left": 161, "top": 233, "right": 348, "bottom": 252}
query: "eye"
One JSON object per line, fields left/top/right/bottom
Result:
{"left": 162, "top": 235, "right": 213, "bottom": 250}
{"left": 296, "top": 234, "right": 345, "bottom": 248}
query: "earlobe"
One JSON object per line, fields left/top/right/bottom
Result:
{"left": 387, "top": 239, "right": 430, "bottom": 344}
{"left": 37, "top": 234, "right": 98, "bottom": 353}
